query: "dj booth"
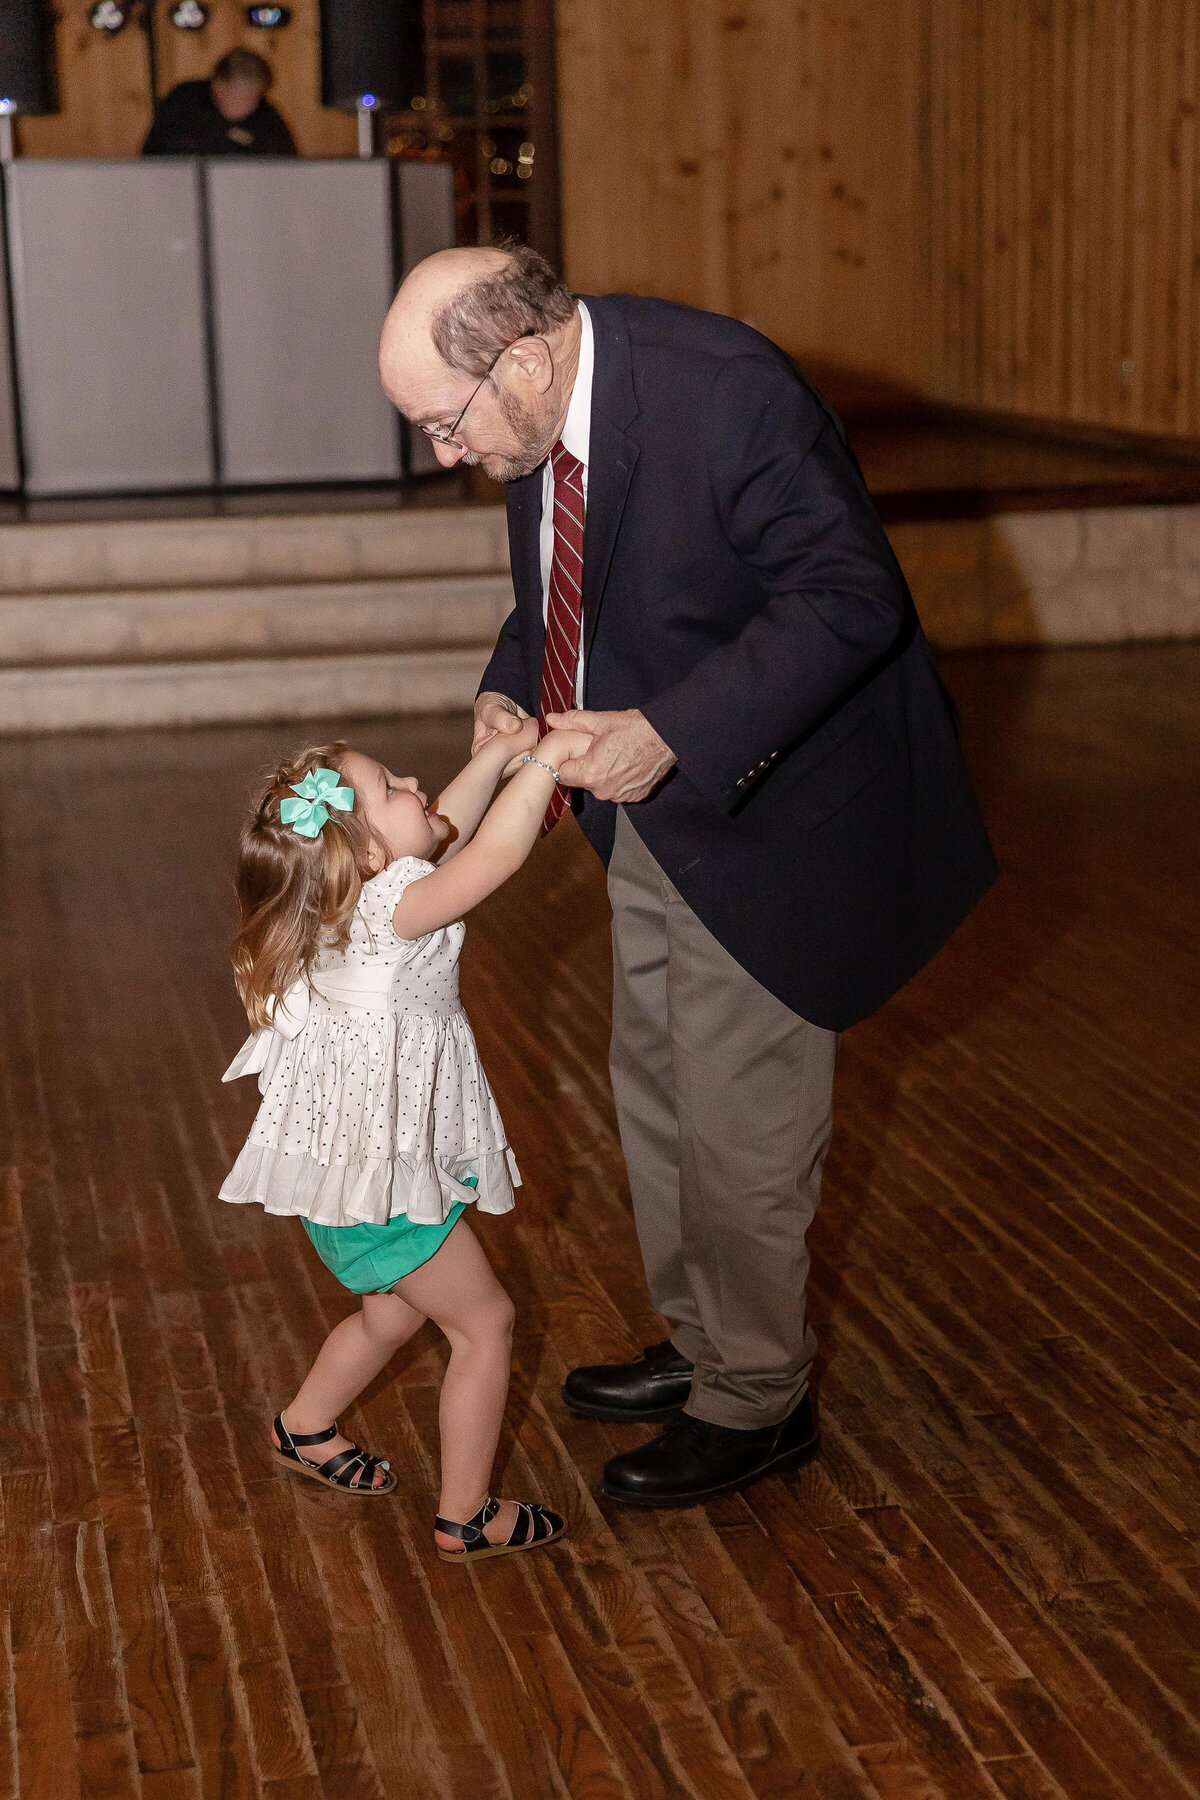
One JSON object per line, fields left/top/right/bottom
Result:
{"left": 0, "top": 156, "right": 454, "bottom": 496}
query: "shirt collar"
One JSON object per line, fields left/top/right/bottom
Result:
{"left": 558, "top": 300, "right": 593, "bottom": 469}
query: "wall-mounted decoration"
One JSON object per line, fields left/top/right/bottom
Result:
{"left": 170, "top": 0, "right": 209, "bottom": 27}
{"left": 89, "top": 0, "right": 130, "bottom": 29}
{"left": 246, "top": 4, "right": 292, "bottom": 26}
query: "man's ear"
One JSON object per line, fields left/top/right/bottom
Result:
{"left": 504, "top": 336, "right": 554, "bottom": 394}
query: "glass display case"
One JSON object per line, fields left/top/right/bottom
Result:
{"left": 383, "top": 0, "right": 560, "bottom": 264}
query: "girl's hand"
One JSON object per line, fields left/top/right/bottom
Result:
{"left": 473, "top": 713, "right": 536, "bottom": 762}
{"left": 496, "top": 714, "right": 540, "bottom": 776}
{"left": 536, "top": 727, "right": 594, "bottom": 772}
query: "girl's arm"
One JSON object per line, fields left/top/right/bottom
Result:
{"left": 430, "top": 716, "right": 539, "bottom": 862}
{"left": 393, "top": 730, "right": 593, "bottom": 939}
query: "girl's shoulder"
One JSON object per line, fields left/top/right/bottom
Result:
{"left": 355, "top": 856, "right": 437, "bottom": 938}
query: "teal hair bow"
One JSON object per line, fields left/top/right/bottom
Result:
{"left": 280, "top": 767, "right": 355, "bottom": 839}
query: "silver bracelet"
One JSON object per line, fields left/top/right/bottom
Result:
{"left": 522, "top": 753, "right": 561, "bottom": 784}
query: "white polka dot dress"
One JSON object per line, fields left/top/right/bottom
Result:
{"left": 219, "top": 855, "right": 519, "bottom": 1227}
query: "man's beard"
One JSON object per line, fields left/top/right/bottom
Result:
{"left": 458, "top": 384, "right": 552, "bottom": 483}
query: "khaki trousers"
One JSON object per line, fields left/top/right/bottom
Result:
{"left": 607, "top": 808, "right": 839, "bottom": 1430}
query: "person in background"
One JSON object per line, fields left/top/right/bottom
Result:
{"left": 142, "top": 47, "right": 297, "bottom": 157}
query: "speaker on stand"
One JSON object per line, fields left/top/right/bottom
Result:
{"left": 0, "top": 0, "right": 55, "bottom": 163}
{"left": 320, "top": 0, "right": 423, "bottom": 158}
{"left": 321, "top": 1, "right": 446, "bottom": 478}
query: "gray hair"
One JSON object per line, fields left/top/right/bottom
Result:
{"left": 431, "top": 242, "right": 576, "bottom": 377}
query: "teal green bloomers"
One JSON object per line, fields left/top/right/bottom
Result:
{"left": 301, "top": 1178, "right": 476, "bottom": 1295}
{"left": 302, "top": 1202, "right": 468, "bottom": 1294}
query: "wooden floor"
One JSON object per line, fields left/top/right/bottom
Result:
{"left": 2, "top": 642, "right": 1199, "bottom": 1800}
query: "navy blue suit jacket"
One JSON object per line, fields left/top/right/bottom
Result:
{"left": 479, "top": 294, "right": 997, "bottom": 1030}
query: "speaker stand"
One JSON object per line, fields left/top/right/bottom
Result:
{"left": 356, "top": 103, "right": 375, "bottom": 160}
{"left": 0, "top": 119, "right": 13, "bottom": 167}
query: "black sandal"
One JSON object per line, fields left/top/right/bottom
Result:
{"left": 272, "top": 1414, "right": 397, "bottom": 1496}
{"left": 435, "top": 1495, "right": 566, "bottom": 1562}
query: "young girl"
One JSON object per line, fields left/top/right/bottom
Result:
{"left": 219, "top": 717, "right": 586, "bottom": 1561}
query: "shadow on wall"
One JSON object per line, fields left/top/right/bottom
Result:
{"left": 797, "top": 358, "right": 942, "bottom": 426}
{"left": 890, "top": 514, "right": 1046, "bottom": 651}
{"left": 794, "top": 358, "right": 1045, "bottom": 649}
{"left": 796, "top": 358, "right": 1200, "bottom": 652}
{"left": 890, "top": 508, "right": 1200, "bottom": 651}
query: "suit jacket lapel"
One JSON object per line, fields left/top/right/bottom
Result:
{"left": 580, "top": 296, "right": 640, "bottom": 661}
{"left": 582, "top": 413, "right": 638, "bottom": 660}
{"left": 505, "top": 467, "right": 545, "bottom": 703}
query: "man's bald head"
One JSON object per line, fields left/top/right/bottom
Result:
{"left": 379, "top": 242, "right": 580, "bottom": 484}
{"left": 379, "top": 247, "right": 511, "bottom": 396}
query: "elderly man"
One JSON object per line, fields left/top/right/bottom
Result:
{"left": 379, "top": 246, "right": 996, "bottom": 1508}
{"left": 142, "top": 48, "right": 296, "bottom": 158}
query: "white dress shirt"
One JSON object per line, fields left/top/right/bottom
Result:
{"left": 539, "top": 300, "right": 594, "bottom": 707}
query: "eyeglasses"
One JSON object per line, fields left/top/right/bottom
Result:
{"left": 416, "top": 345, "right": 507, "bottom": 447}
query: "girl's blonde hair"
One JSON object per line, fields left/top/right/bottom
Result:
{"left": 232, "top": 743, "right": 375, "bottom": 1029}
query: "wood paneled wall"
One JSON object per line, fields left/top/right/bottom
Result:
{"left": 18, "top": 0, "right": 355, "bottom": 161}
{"left": 18, "top": 3, "right": 1200, "bottom": 440}
{"left": 17, "top": 0, "right": 149, "bottom": 159}
{"left": 557, "top": 1, "right": 1200, "bottom": 441}
{"left": 925, "top": 0, "right": 1200, "bottom": 437}
{"left": 556, "top": 0, "right": 928, "bottom": 402}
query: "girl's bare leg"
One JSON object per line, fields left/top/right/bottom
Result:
{"left": 391, "top": 1220, "right": 518, "bottom": 1548}
{"left": 275, "top": 1287, "right": 427, "bottom": 1488}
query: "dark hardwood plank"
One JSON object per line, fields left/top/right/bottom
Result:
{"left": 169, "top": 1593, "right": 261, "bottom": 1800}
{"left": 12, "top": 1644, "right": 83, "bottom": 1800}
{"left": 984, "top": 1752, "right": 1072, "bottom": 1800}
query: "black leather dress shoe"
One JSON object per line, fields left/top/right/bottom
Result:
{"left": 562, "top": 1340, "right": 694, "bottom": 1422}
{"left": 600, "top": 1391, "right": 819, "bottom": 1507}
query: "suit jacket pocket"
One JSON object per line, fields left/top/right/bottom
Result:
{"left": 765, "top": 708, "right": 896, "bottom": 830}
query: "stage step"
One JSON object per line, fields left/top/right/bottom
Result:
{"left": 0, "top": 504, "right": 512, "bottom": 732}
{"left": 5, "top": 488, "right": 1195, "bottom": 735}
{"left": 0, "top": 504, "right": 509, "bottom": 593}
{"left": 0, "top": 647, "right": 492, "bottom": 734}
{"left": 0, "top": 574, "right": 513, "bottom": 667}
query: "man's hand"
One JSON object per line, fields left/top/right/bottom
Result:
{"left": 473, "top": 691, "right": 530, "bottom": 756}
{"left": 544, "top": 708, "right": 677, "bottom": 804}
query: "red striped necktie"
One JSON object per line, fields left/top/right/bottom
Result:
{"left": 537, "top": 439, "right": 585, "bottom": 831}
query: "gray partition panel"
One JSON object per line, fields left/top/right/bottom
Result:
{"left": 5, "top": 161, "right": 213, "bottom": 495}
{"left": 207, "top": 159, "right": 401, "bottom": 486}
{"left": 395, "top": 161, "right": 456, "bottom": 477}
{"left": 396, "top": 160, "right": 456, "bottom": 278}
{"left": 0, "top": 208, "right": 19, "bottom": 492}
